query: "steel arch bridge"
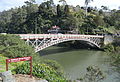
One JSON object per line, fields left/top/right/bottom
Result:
{"left": 18, "top": 34, "right": 104, "bottom": 52}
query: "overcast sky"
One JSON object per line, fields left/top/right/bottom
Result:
{"left": 0, "top": 0, "right": 120, "bottom": 11}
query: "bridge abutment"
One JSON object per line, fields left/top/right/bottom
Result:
{"left": 103, "top": 35, "right": 114, "bottom": 45}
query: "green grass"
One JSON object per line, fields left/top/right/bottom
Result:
{"left": 0, "top": 54, "right": 10, "bottom": 72}
{"left": 0, "top": 54, "right": 23, "bottom": 73}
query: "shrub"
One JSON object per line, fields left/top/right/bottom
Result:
{"left": 79, "top": 65, "right": 106, "bottom": 82}
{"left": 0, "top": 54, "right": 24, "bottom": 72}
{"left": 42, "top": 59, "right": 64, "bottom": 75}
{"left": 0, "top": 34, "right": 39, "bottom": 60}
{"left": 104, "top": 44, "right": 115, "bottom": 53}
{"left": 13, "top": 62, "right": 67, "bottom": 82}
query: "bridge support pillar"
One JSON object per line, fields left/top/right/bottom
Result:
{"left": 104, "top": 35, "right": 114, "bottom": 45}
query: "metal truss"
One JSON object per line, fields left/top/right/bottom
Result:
{"left": 18, "top": 34, "right": 104, "bottom": 52}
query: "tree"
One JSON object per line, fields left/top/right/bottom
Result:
{"left": 59, "top": 0, "right": 67, "bottom": 6}
{"left": 101, "top": 6, "right": 108, "bottom": 11}
{"left": 85, "top": 0, "right": 93, "bottom": 16}
{"left": 0, "top": 9, "right": 15, "bottom": 33}
{"left": 73, "top": 9, "right": 85, "bottom": 34}
{"left": 9, "top": 7, "right": 27, "bottom": 33}
{"left": 94, "top": 15, "right": 105, "bottom": 26}
{"left": 0, "top": 34, "right": 38, "bottom": 58}
{"left": 79, "top": 65, "right": 106, "bottom": 82}
{"left": 64, "top": 5, "right": 70, "bottom": 16}
{"left": 24, "top": 0, "right": 38, "bottom": 14}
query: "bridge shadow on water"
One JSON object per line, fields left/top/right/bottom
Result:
{"left": 39, "top": 45, "right": 100, "bottom": 56}
{"left": 39, "top": 46, "right": 75, "bottom": 56}
{"left": 39, "top": 40, "right": 102, "bottom": 56}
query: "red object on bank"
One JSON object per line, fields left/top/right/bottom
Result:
{"left": 6, "top": 56, "right": 32, "bottom": 63}
{"left": 6, "top": 56, "right": 32, "bottom": 78}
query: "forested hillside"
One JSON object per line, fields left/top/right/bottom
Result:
{"left": 0, "top": 0, "right": 120, "bottom": 35}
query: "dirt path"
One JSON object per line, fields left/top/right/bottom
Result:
{"left": 14, "top": 74, "right": 47, "bottom": 82}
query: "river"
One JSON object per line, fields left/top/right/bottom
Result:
{"left": 40, "top": 46, "right": 119, "bottom": 82}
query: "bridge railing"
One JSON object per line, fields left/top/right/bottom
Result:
{"left": 18, "top": 34, "right": 104, "bottom": 40}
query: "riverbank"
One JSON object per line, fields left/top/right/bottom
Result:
{"left": 41, "top": 46, "right": 118, "bottom": 82}
{"left": 0, "top": 34, "right": 67, "bottom": 82}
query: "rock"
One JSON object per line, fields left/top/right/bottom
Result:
{"left": 0, "top": 70, "right": 15, "bottom": 82}
{"left": 75, "top": 80, "right": 81, "bottom": 82}
{"left": 36, "top": 79, "right": 48, "bottom": 82}
{"left": 0, "top": 77, "right": 3, "bottom": 82}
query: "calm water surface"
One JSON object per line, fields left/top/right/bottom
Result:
{"left": 40, "top": 46, "right": 119, "bottom": 82}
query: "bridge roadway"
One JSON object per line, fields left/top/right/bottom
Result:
{"left": 18, "top": 34, "right": 104, "bottom": 52}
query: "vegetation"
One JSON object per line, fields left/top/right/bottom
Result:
{"left": 78, "top": 65, "right": 105, "bottom": 82}
{"left": 13, "top": 62, "right": 67, "bottom": 82}
{"left": 0, "top": 34, "right": 66, "bottom": 81}
{"left": 0, "top": 0, "right": 119, "bottom": 35}
{"left": 0, "top": 34, "right": 39, "bottom": 60}
{"left": 41, "top": 59, "right": 64, "bottom": 75}
{"left": 0, "top": 0, "right": 120, "bottom": 81}
{"left": 104, "top": 37, "right": 120, "bottom": 80}
{"left": 0, "top": 54, "right": 14, "bottom": 72}
{"left": 0, "top": 34, "right": 39, "bottom": 72}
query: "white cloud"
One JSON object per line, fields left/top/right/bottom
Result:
{"left": 0, "top": 0, "right": 120, "bottom": 11}
{"left": 55, "top": 0, "right": 120, "bottom": 9}
{"left": 89, "top": 0, "right": 120, "bottom": 9}
{"left": 0, "top": 0, "right": 28, "bottom": 11}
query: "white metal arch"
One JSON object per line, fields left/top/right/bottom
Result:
{"left": 18, "top": 34, "right": 104, "bottom": 52}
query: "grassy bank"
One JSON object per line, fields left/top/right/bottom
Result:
{"left": 0, "top": 54, "right": 9, "bottom": 72}
{"left": 0, "top": 34, "right": 67, "bottom": 82}
{"left": 0, "top": 54, "right": 24, "bottom": 73}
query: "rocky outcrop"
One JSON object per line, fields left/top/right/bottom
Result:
{"left": 0, "top": 70, "right": 15, "bottom": 82}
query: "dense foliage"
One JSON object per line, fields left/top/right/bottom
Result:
{"left": 0, "top": 34, "right": 38, "bottom": 59}
{"left": 0, "top": 34, "right": 66, "bottom": 81}
{"left": 13, "top": 62, "right": 67, "bottom": 82}
{"left": 0, "top": 0, "right": 119, "bottom": 34}
{"left": 104, "top": 37, "right": 120, "bottom": 80}
{"left": 0, "top": 0, "right": 120, "bottom": 81}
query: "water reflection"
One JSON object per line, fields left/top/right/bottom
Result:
{"left": 41, "top": 46, "right": 119, "bottom": 82}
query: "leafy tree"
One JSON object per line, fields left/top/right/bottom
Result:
{"left": 64, "top": 5, "right": 70, "bottom": 16}
{"left": 79, "top": 65, "right": 106, "bottom": 82}
{"left": 0, "top": 34, "right": 38, "bottom": 60}
{"left": 73, "top": 9, "right": 85, "bottom": 34}
{"left": 24, "top": 0, "right": 38, "bottom": 14}
{"left": 0, "top": 9, "right": 15, "bottom": 33}
{"left": 101, "top": 6, "right": 108, "bottom": 12}
{"left": 85, "top": 0, "right": 93, "bottom": 16}
{"left": 81, "top": 13, "right": 96, "bottom": 34}
{"left": 37, "top": 0, "right": 55, "bottom": 33}
{"left": 94, "top": 15, "right": 105, "bottom": 26}
{"left": 0, "top": 0, "right": 119, "bottom": 36}
{"left": 9, "top": 8, "right": 27, "bottom": 33}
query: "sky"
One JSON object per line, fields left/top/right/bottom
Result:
{"left": 0, "top": 0, "right": 120, "bottom": 12}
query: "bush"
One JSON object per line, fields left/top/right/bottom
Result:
{"left": 0, "top": 54, "right": 24, "bottom": 72}
{"left": 79, "top": 65, "right": 106, "bottom": 82}
{"left": 42, "top": 59, "right": 64, "bottom": 75}
{"left": 13, "top": 62, "right": 67, "bottom": 82}
{"left": 104, "top": 44, "right": 115, "bottom": 53}
{"left": 0, "top": 34, "right": 39, "bottom": 60}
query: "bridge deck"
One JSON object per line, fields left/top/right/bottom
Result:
{"left": 17, "top": 34, "right": 104, "bottom": 52}
{"left": 18, "top": 34, "right": 104, "bottom": 39}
